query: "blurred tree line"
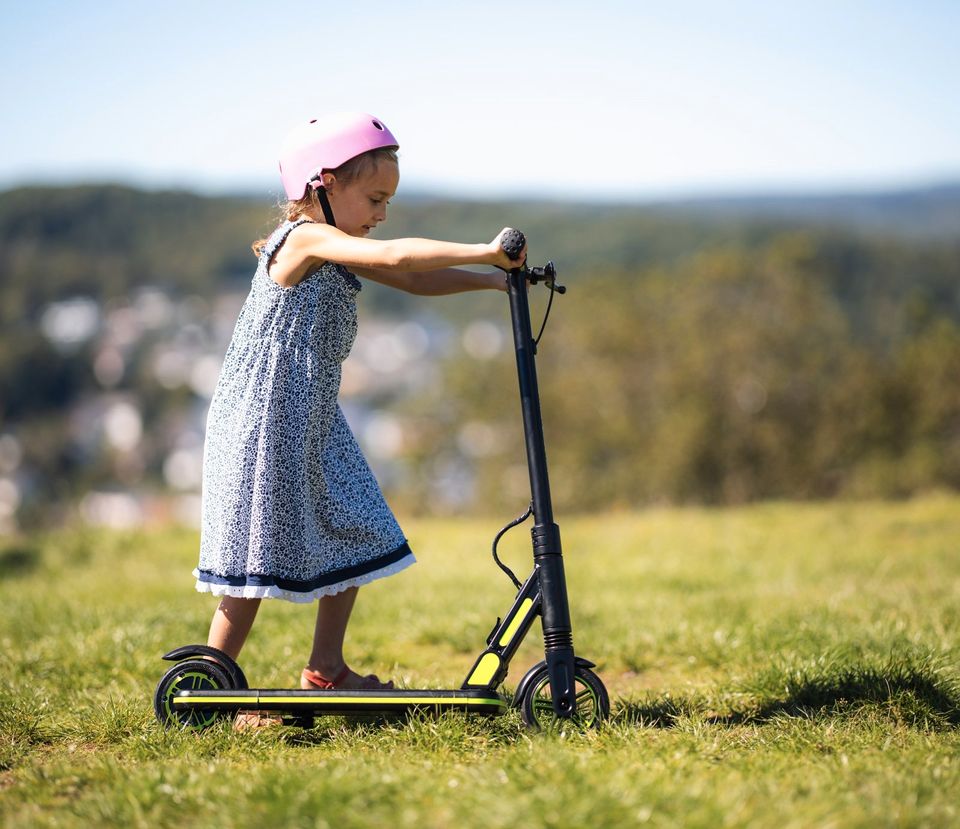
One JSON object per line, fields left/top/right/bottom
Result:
{"left": 1, "top": 184, "right": 958, "bottom": 523}
{"left": 377, "top": 192, "right": 960, "bottom": 512}
{"left": 396, "top": 235, "right": 960, "bottom": 513}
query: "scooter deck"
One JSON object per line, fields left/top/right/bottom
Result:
{"left": 173, "top": 687, "right": 508, "bottom": 715}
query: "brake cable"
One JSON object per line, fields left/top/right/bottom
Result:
{"left": 491, "top": 502, "right": 533, "bottom": 590}
{"left": 534, "top": 279, "right": 556, "bottom": 347}
{"left": 528, "top": 261, "right": 564, "bottom": 349}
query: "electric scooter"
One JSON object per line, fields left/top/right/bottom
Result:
{"left": 153, "top": 230, "right": 610, "bottom": 730}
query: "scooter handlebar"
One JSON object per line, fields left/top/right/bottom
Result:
{"left": 500, "top": 229, "right": 526, "bottom": 263}
{"left": 499, "top": 230, "right": 566, "bottom": 293}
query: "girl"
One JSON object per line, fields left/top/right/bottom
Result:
{"left": 194, "top": 112, "right": 525, "bottom": 710}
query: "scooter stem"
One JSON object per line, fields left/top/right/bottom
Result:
{"left": 507, "top": 268, "right": 554, "bottom": 524}
{"left": 506, "top": 267, "right": 577, "bottom": 718}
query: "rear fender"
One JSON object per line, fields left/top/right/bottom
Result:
{"left": 161, "top": 644, "right": 248, "bottom": 689}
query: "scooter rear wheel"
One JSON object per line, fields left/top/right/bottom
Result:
{"left": 154, "top": 658, "right": 231, "bottom": 731}
{"left": 518, "top": 663, "right": 609, "bottom": 730}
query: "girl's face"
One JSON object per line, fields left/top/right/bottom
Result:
{"left": 326, "top": 160, "right": 399, "bottom": 237}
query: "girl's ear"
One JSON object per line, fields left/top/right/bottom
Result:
{"left": 321, "top": 172, "right": 337, "bottom": 191}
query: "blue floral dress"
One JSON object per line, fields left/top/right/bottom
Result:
{"left": 194, "top": 219, "right": 414, "bottom": 602}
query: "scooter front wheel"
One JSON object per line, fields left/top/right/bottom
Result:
{"left": 154, "top": 658, "right": 231, "bottom": 731}
{"left": 518, "top": 662, "right": 609, "bottom": 730}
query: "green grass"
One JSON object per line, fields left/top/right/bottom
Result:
{"left": 2, "top": 494, "right": 959, "bottom": 828}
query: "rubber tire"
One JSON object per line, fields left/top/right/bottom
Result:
{"left": 154, "top": 658, "right": 231, "bottom": 731}
{"left": 519, "top": 663, "right": 610, "bottom": 730}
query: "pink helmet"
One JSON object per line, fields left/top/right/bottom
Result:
{"left": 279, "top": 112, "right": 399, "bottom": 200}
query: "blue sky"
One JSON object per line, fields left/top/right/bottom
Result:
{"left": 3, "top": 0, "right": 958, "bottom": 199}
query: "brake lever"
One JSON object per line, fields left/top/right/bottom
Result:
{"left": 529, "top": 261, "right": 566, "bottom": 294}
{"left": 499, "top": 231, "right": 566, "bottom": 294}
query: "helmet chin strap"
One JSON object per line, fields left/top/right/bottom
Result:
{"left": 309, "top": 176, "right": 337, "bottom": 228}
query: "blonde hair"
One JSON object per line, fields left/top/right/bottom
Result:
{"left": 252, "top": 147, "right": 398, "bottom": 256}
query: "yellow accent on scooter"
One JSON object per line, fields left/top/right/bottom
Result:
{"left": 466, "top": 652, "right": 501, "bottom": 686}
{"left": 499, "top": 598, "right": 534, "bottom": 646}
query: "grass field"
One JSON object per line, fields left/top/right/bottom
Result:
{"left": 2, "top": 494, "right": 959, "bottom": 828}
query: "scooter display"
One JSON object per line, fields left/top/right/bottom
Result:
{"left": 153, "top": 230, "right": 609, "bottom": 730}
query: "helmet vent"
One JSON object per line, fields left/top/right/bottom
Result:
{"left": 372, "top": 120, "right": 384, "bottom": 130}
{"left": 309, "top": 119, "right": 317, "bottom": 124}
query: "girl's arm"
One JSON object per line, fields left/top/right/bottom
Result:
{"left": 276, "top": 223, "right": 524, "bottom": 284}
{"left": 352, "top": 266, "right": 507, "bottom": 296}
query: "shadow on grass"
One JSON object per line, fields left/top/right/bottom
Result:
{"left": 277, "top": 713, "right": 409, "bottom": 746}
{"left": 614, "top": 663, "right": 960, "bottom": 730}
{"left": 216, "top": 664, "right": 959, "bottom": 740}
{"left": 0, "top": 544, "right": 40, "bottom": 578}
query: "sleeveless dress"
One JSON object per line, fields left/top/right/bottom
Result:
{"left": 194, "top": 218, "right": 414, "bottom": 603}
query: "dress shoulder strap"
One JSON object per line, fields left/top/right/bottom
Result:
{"left": 258, "top": 218, "right": 313, "bottom": 264}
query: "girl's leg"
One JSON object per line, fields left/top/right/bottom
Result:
{"left": 207, "top": 596, "right": 261, "bottom": 661}
{"left": 306, "top": 587, "right": 359, "bottom": 676}
{"left": 303, "top": 587, "right": 392, "bottom": 689}
{"left": 209, "top": 597, "right": 274, "bottom": 729}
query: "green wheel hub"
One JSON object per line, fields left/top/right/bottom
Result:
{"left": 519, "top": 662, "right": 610, "bottom": 730}
{"left": 154, "top": 658, "right": 231, "bottom": 730}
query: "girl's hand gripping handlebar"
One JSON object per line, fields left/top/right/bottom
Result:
{"left": 499, "top": 228, "right": 527, "bottom": 267}
{"left": 500, "top": 229, "right": 566, "bottom": 294}
{"left": 492, "top": 228, "right": 527, "bottom": 271}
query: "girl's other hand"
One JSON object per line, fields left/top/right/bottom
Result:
{"left": 489, "top": 227, "right": 527, "bottom": 271}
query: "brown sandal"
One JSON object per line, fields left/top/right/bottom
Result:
{"left": 301, "top": 665, "right": 394, "bottom": 691}
{"left": 233, "top": 710, "right": 282, "bottom": 730}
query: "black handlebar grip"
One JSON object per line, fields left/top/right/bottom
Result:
{"left": 500, "top": 229, "right": 526, "bottom": 262}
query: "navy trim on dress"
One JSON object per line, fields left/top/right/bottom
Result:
{"left": 196, "top": 541, "right": 413, "bottom": 594}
